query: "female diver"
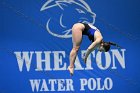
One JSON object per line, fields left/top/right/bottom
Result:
{"left": 68, "top": 23, "right": 120, "bottom": 76}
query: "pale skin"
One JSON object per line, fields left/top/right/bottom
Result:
{"left": 68, "top": 23, "right": 105, "bottom": 75}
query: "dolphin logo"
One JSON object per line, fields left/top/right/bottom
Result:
{"left": 40, "top": 0, "right": 96, "bottom": 38}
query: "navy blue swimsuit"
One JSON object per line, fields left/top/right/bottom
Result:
{"left": 82, "top": 23, "right": 97, "bottom": 42}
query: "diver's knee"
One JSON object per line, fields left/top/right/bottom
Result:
{"left": 72, "top": 46, "right": 80, "bottom": 52}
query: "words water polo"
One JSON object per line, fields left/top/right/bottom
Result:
{"left": 29, "top": 77, "right": 113, "bottom": 92}
{"left": 14, "top": 49, "right": 126, "bottom": 72}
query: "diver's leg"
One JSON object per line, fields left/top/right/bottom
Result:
{"left": 68, "top": 23, "right": 83, "bottom": 75}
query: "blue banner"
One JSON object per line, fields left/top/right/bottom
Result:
{"left": 0, "top": 0, "right": 140, "bottom": 93}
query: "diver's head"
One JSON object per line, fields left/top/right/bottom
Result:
{"left": 98, "top": 41, "right": 110, "bottom": 52}
{"left": 98, "top": 41, "right": 121, "bottom": 52}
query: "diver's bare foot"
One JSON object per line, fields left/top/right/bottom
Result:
{"left": 68, "top": 66, "right": 74, "bottom": 76}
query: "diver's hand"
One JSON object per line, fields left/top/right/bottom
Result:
{"left": 82, "top": 53, "right": 87, "bottom": 64}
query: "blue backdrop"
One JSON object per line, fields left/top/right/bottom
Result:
{"left": 0, "top": 0, "right": 140, "bottom": 93}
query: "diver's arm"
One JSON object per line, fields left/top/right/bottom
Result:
{"left": 83, "top": 37, "right": 102, "bottom": 62}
